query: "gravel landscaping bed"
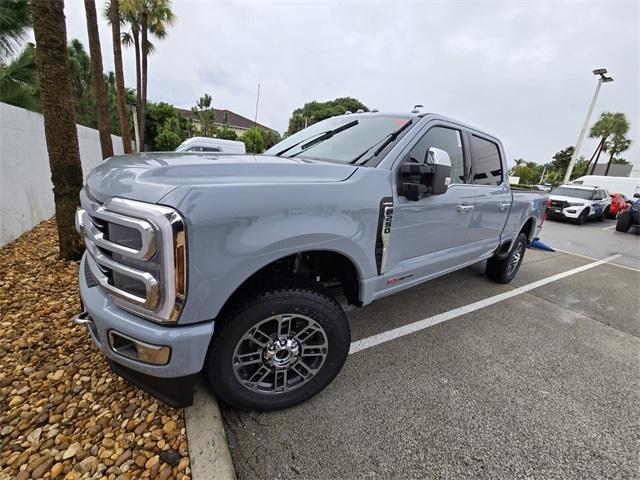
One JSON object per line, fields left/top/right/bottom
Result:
{"left": 0, "top": 219, "right": 191, "bottom": 480}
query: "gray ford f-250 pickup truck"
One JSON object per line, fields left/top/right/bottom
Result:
{"left": 74, "top": 111, "right": 549, "bottom": 410}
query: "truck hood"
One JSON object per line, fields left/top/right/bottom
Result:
{"left": 86, "top": 152, "right": 359, "bottom": 203}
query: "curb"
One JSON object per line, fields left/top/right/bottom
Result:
{"left": 185, "top": 379, "right": 237, "bottom": 480}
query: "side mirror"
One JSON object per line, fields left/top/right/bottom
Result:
{"left": 634, "top": 193, "right": 640, "bottom": 199}
{"left": 426, "top": 147, "right": 452, "bottom": 195}
{"left": 398, "top": 147, "right": 452, "bottom": 201}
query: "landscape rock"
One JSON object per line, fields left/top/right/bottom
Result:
{"left": 0, "top": 219, "right": 191, "bottom": 480}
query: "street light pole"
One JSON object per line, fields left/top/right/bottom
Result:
{"left": 563, "top": 69, "right": 614, "bottom": 184}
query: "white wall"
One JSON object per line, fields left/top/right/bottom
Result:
{"left": 0, "top": 102, "right": 125, "bottom": 246}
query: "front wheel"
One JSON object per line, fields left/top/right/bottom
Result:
{"left": 486, "top": 233, "right": 527, "bottom": 284}
{"left": 575, "top": 208, "right": 589, "bottom": 225}
{"left": 204, "top": 278, "right": 350, "bottom": 411}
{"left": 616, "top": 211, "right": 632, "bottom": 232}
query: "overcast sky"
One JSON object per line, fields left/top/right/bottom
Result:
{"left": 61, "top": 0, "right": 639, "bottom": 167}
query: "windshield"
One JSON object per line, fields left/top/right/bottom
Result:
{"left": 265, "top": 115, "right": 412, "bottom": 163}
{"left": 551, "top": 187, "right": 595, "bottom": 200}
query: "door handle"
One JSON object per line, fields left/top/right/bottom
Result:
{"left": 497, "top": 202, "right": 511, "bottom": 211}
{"left": 457, "top": 205, "right": 474, "bottom": 213}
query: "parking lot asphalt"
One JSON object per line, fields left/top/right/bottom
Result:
{"left": 542, "top": 216, "right": 640, "bottom": 270}
{"left": 221, "top": 225, "right": 639, "bottom": 480}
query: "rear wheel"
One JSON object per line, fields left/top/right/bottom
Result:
{"left": 204, "top": 278, "right": 350, "bottom": 411}
{"left": 616, "top": 211, "right": 632, "bottom": 232}
{"left": 486, "top": 233, "right": 527, "bottom": 284}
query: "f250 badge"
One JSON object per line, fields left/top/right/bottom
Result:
{"left": 375, "top": 197, "right": 394, "bottom": 274}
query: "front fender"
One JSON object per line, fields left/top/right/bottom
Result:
{"left": 160, "top": 171, "right": 389, "bottom": 324}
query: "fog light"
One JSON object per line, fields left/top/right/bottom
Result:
{"left": 108, "top": 330, "right": 171, "bottom": 365}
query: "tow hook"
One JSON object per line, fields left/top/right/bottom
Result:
{"left": 72, "top": 311, "right": 93, "bottom": 326}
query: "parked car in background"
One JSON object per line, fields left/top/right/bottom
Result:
{"left": 572, "top": 175, "right": 640, "bottom": 200}
{"left": 616, "top": 193, "right": 640, "bottom": 233}
{"left": 74, "top": 111, "right": 549, "bottom": 411}
{"left": 176, "top": 136, "right": 246, "bottom": 154}
{"left": 547, "top": 184, "right": 611, "bottom": 224}
{"left": 608, "top": 192, "right": 631, "bottom": 218}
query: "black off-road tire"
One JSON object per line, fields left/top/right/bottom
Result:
{"left": 575, "top": 208, "right": 589, "bottom": 225}
{"left": 203, "top": 277, "right": 350, "bottom": 411}
{"left": 486, "top": 233, "right": 528, "bottom": 284}
{"left": 616, "top": 211, "right": 633, "bottom": 232}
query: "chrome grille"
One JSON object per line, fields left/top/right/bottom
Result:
{"left": 77, "top": 190, "right": 187, "bottom": 323}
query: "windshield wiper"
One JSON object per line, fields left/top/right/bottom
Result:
{"left": 351, "top": 119, "right": 413, "bottom": 165}
{"left": 275, "top": 120, "right": 359, "bottom": 157}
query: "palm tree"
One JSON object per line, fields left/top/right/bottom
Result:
{"left": 0, "top": 0, "right": 31, "bottom": 61}
{"left": 31, "top": 0, "right": 84, "bottom": 260}
{"left": 604, "top": 135, "right": 631, "bottom": 176}
{"left": 588, "top": 112, "right": 629, "bottom": 175}
{"left": 107, "top": 0, "right": 132, "bottom": 153}
{"left": 120, "top": 0, "right": 174, "bottom": 151}
{"left": 0, "top": 42, "right": 39, "bottom": 111}
{"left": 120, "top": 0, "right": 143, "bottom": 149}
{"left": 84, "top": 0, "right": 113, "bottom": 159}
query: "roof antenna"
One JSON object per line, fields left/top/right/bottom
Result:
{"left": 411, "top": 104, "right": 423, "bottom": 114}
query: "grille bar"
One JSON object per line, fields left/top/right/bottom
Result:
{"left": 77, "top": 190, "right": 187, "bottom": 323}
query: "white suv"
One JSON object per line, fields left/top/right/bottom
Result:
{"left": 548, "top": 185, "right": 611, "bottom": 224}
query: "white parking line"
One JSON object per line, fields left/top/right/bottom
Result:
{"left": 349, "top": 254, "right": 621, "bottom": 355}
{"left": 553, "top": 248, "right": 640, "bottom": 273}
{"left": 603, "top": 225, "right": 616, "bottom": 231}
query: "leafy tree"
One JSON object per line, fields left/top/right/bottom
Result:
{"left": 242, "top": 127, "right": 264, "bottom": 153}
{"left": 191, "top": 93, "right": 215, "bottom": 136}
{"left": 0, "top": 0, "right": 31, "bottom": 61}
{"left": 84, "top": 0, "right": 113, "bottom": 159}
{"left": 286, "top": 97, "right": 368, "bottom": 135}
{"left": 154, "top": 116, "right": 182, "bottom": 150}
{"left": 145, "top": 100, "right": 187, "bottom": 150}
{"left": 32, "top": 0, "right": 84, "bottom": 260}
{"left": 67, "top": 38, "right": 96, "bottom": 128}
{"left": 261, "top": 129, "right": 281, "bottom": 150}
{"left": 217, "top": 127, "right": 238, "bottom": 141}
{"left": 511, "top": 161, "right": 545, "bottom": 186}
{"left": 0, "top": 42, "right": 39, "bottom": 111}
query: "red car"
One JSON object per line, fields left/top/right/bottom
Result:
{"left": 609, "top": 192, "right": 631, "bottom": 218}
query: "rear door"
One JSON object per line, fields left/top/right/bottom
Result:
{"left": 463, "top": 132, "right": 511, "bottom": 256}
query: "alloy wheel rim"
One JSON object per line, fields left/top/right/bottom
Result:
{"left": 232, "top": 314, "right": 328, "bottom": 395}
{"left": 507, "top": 242, "right": 524, "bottom": 276}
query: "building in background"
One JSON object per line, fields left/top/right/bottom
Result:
{"left": 176, "top": 108, "right": 277, "bottom": 137}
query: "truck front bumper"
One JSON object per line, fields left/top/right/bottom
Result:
{"left": 77, "top": 255, "right": 215, "bottom": 407}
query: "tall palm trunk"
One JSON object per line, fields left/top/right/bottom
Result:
{"left": 140, "top": 8, "right": 148, "bottom": 151}
{"left": 590, "top": 135, "right": 608, "bottom": 175}
{"left": 585, "top": 136, "right": 605, "bottom": 176}
{"left": 132, "top": 26, "right": 143, "bottom": 151}
{"left": 32, "top": 0, "right": 84, "bottom": 260}
{"left": 110, "top": 0, "right": 132, "bottom": 153}
{"left": 604, "top": 151, "right": 615, "bottom": 176}
{"left": 84, "top": 0, "right": 113, "bottom": 159}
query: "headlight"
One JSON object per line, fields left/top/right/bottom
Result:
{"left": 567, "top": 202, "right": 585, "bottom": 207}
{"left": 79, "top": 193, "right": 187, "bottom": 323}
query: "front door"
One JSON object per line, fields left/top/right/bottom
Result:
{"left": 382, "top": 123, "right": 475, "bottom": 289}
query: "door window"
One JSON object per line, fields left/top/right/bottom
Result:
{"left": 469, "top": 135, "right": 503, "bottom": 186}
{"left": 409, "top": 126, "right": 465, "bottom": 184}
